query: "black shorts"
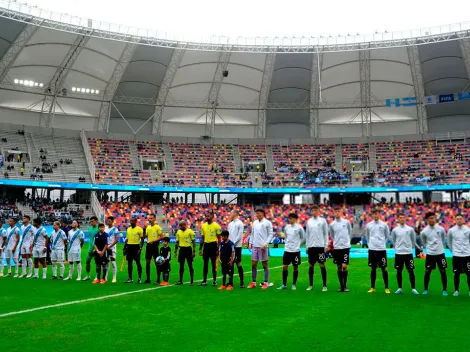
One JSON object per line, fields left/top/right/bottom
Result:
{"left": 145, "top": 243, "right": 159, "bottom": 260}
{"left": 452, "top": 256, "right": 470, "bottom": 274}
{"left": 203, "top": 242, "right": 218, "bottom": 259}
{"left": 234, "top": 247, "right": 242, "bottom": 264}
{"left": 178, "top": 247, "right": 193, "bottom": 264}
{"left": 283, "top": 251, "right": 301, "bottom": 266}
{"left": 368, "top": 250, "right": 387, "bottom": 268}
{"left": 333, "top": 248, "right": 350, "bottom": 265}
{"left": 157, "top": 261, "right": 171, "bottom": 273}
{"left": 425, "top": 254, "right": 447, "bottom": 270}
{"left": 307, "top": 247, "right": 327, "bottom": 265}
{"left": 394, "top": 254, "right": 415, "bottom": 270}
{"left": 126, "top": 244, "right": 141, "bottom": 261}
{"left": 94, "top": 254, "right": 108, "bottom": 266}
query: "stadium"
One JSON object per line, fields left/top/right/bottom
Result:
{"left": 1, "top": 0, "right": 470, "bottom": 351}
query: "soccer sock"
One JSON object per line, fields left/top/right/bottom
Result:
{"left": 34, "top": 267, "right": 39, "bottom": 276}
{"left": 103, "top": 264, "right": 107, "bottom": 280}
{"left": 21, "top": 260, "right": 26, "bottom": 276}
{"left": 321, "top": 266, "right": 327, "bottom": 287}
{"left": 52, "top": 263, "right": 57, "bottom": 277}
{"left": 27, "top": 258, "right": 33, "bottom": 275}
{"left": 0, "top": 259, "right": 3, "bottom": 274}
{"left": 440, "top": 271, "right": 447, "bottom": 291}
{"left": 424, "top": 271, "right": 431, "bottom": 290}
{"left": 59, "top": 262, "right": 64, "bottom": 277}
{"left": 189, "top": 264, "right": 194, "bottom": 283}
{"left": 86, "top": 257, "right": 91, "bottom": 275}
{"left": 112, "top": 261, "right": 117, "bottom": 279}
{"left": 229, "top": 268, "right": 233, "bottom": 286}
{"left": 454, "top": 273, "right": 460, "bottom": 292}
{"left": 69, "top": 263, "right": 74, "bottom": 278}
{"left": 237, "top": 265, "right": 244, "bottom": 285}
{"left": 97, "top": 265, "right": 101, "bottom": 280}
{"left": 343, "top": 270, "right": 349, "bottom": 288}
{"left": 77, "top": 263, "right": 82, "bottom": 278}
{"left": 308, "top": 266, "right": 314, "bottom": 286}
{"left": 203, "top": 258, "right": 209, "bottom": 282}
{"left": 179, "top": 264, "right": 184, "bottom": 282}
{"left": 157, "top": 270, "right": 161, "bottom": 282}
{"left": 282, "top": 270, "right": 288, "bottom": 286}
{"left": 337, "top": 270, "right": 343, "bottom": 289}
{"left": 293, "top": 270, "right": 299, "bottom": 285}
{"left": 164, "top": 271, "right": 169, "bottom": 282}
{"left": 127, "top": 259, "right": 133, "bottom": 280}
{"left": 397, "top": 269, "right": 403, "bottom": 288}
{"left": 409, "top": 269, "right": 416, "bottom": 289}
{"left": 136, "top": 261, "right": 142, "bottom": 280}
{"left": 252, "top": 265, "right": 257, "bottom": 283}
{"left": 371, "top": 268, "right": 377, "bottom": 289}
{"left": 382, "top": 268, "right": 389, "bottom": 289}
{"left": 42, "top": 266, "right": 47, "bottom": 279}
{"left": 145, "top": 262, "right": 151, "bottom": 281}
{"left": 12, "top": 258, "right": 18, "bottom": 274}
{"left": 466, "top": 273, "right": 470, "bottom": 291}
{"left": 263, "top": 265, "right": 269, "bottom": 283}
{"left": 223, "top": 273, "right": 227, "bottom": 286}
{"left": 211, "top": 258, "right": 217, "bottom": 282}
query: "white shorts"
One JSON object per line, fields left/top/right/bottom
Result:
{"left": 108, "top": 247, "right": 117, "bottom": 260}
{"left": 33, "top": 248, "right": 46, "bottom": 258}
{"left": 68, "top": 252, "right": 81, "bottom": 262}
{"left": 4, "top": 249, "right": 18, "bottom": 259}
{"left": 21, "top": 245, "right": 32, "bottom": 255}
{"left": 51, "top": 249, "right": 65, "bottom": 262}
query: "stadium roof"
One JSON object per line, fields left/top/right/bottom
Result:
{"left": 0, "top": 1, "right": 469, "bottom": 139}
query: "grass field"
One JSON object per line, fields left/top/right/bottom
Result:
{"left": 1, "top": 244, "right": 469, "bottom": 352}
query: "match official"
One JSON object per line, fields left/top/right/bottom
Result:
{"left": 124, "top": 218, "right": 144, "bottom": 284}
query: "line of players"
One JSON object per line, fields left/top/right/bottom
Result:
{"left": 2, "top": 206, "right": 470, "bottom": 296}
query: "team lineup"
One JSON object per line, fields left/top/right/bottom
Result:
{"left": 1, "top": 206, "right": 470, "bottom": 296}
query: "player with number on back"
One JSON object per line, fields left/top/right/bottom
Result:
{"left": 156, "top": 237, "right": 171, "bottom": 286}
{"left": 391, "top": 213, "right": 420, "bottom": 295}
{"left": 305, "top": 205, "right": 329, "bottom": 292}
{"left": 247, "top": 208, "right": 274, "bottom": 290}
{"left": 330, "top": 207, "right": 352, "bottom": 292}
{"left": 31, "top": 218, "right": 49, "bottom": 279}
{"left": 421, "top": 212, "right": 448, "bottom": 296}
{"left": 278, "top": 213, "right": 305, "bottom": 291}
{"left": 20, "top": 215, "right": 35, "bottom": 278}
{"left": 64, "top": 220, "right": 84, "bottom": 281}
{"left": 365, "top": 209, "right": 391, "bottom": 294}
{"left": 0, "top": 219, "right": 6, "bottom": 276}
{"left": 50, "top": 221, "right": 68, "bottom": 279}
{"left": 447, "top": 213, "right": 470, "bottom": 297}
{"left": 105, "top": 216, "right": 119, "bottom": 283}
{"left": 4, "top": 217, "right": 20, "bottom": 277}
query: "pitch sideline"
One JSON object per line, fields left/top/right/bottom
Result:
{"left": 0, "top": 265, "right": 284, "bottom": 318}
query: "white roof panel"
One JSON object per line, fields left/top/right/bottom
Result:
{"left": 55, "top": 97, "right": 101, "bottom": 117}
{"left": 321, "top": 61, "right": 359, "bottom": 89}
{"left": 172, "top": 63, "right": 216, "bottom": 86}
{"left": 180, "top": 50, "right": 220, "bottom": 66}
{"left": 322, "top": 51, "right": 359, "bottom": 69}
{"left": 219, "top": 84, "right": 258, "bottom": 104}
{"left": 371, "top": 47, "right": 409, "bottom": 64}
{"left": 224, "top": 63, "right": 262, "bottom": 91}
{"left": 169, "top": 83, "right": 210, "bottom": 101}
{"left": 8, "top": 66, "right": 57, "bottom": 86}
{"left": 64, "top": 70, "right": 107, "bottom": 92}
{"left": 371, "top": 61, "right": 413, "bottom": 85}
{"left": 72, "top": 48, "right": 116, "bottom": 82}
{"left": 230, "top": 52, "right": 266, "bottom": 70}
{"left": 14, "top": 44, "right": 70, "bottom": 68}
{"left": 85, "top": 37, "right": 126, "bottom": 60}
{"left": 28, "top": 27, "right": 77, "bottom": 45}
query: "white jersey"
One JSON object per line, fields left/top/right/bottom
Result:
{"left": 421, "top": 225, "right": 446, "bottom": 256}
{"left": 68, "top": 229, "right": 84, "bottom": 254}
{"left": 21, "top": 223, "right": 35, "bottom": 248}
{"left": 391, "top": 224, "right": 417, "bottom": 255}
{"left": 365, "top": 220, "right": 390, "bottom": 251}
{"left": 33, "top": 226, "right": 48, "bottom": 250}
{"left": 329, "top": 218, "right": 352, "bottom": 250}
{"left": 447, "top": 225, "right": 470, "bottom": 257}
{"left": 228, "top": 219, "right": 244, "bottom": 248}
{"left": 0, "top": 228, "right": 6, "bottom": 248}
{"left": 6, "top": 226, "right": 20, "bottom": 250}
{"left": 105, "top": 226, "right": 119, "bottom": 250}
{"left": 51, "top": 229, "right": 67, "bottom": 250}
{"left": 305, "top": 217, "right": 329, "bottom": 248}
{"left": 284, "top": 223, "right": 305, "bottom": 252}
{"left": 249, "top": 218, "right": 274, "bottom": 248}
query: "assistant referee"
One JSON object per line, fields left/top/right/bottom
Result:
{"left": 144, "top": 214, "right": 163, "bottom": 284}
{"left": 125, "top": 218, "right": 144, "bottom": 284}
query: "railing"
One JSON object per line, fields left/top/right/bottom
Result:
{"left": 80, "top": 129, "right": 95, "bottom": 183}
{"left": 90, "top": 191, "right": 104, "bottom": 222}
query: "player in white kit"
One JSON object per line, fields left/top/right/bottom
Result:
{"left": 228, "top": 210, "right": 245, "bottom": 288}
{"left": 0, "top": 219, "right": 6, "bottom": 276}
{"left": 50, "top": 221, "right": 68, "bottom": 279}
{"left": 64, "top": 220, "right": 85, "bottom": 281}
{"left": 20, "top": 215, "right": 35, "bottom": 278}
{"left": 4, "top": 218, "right": 20, "bottom": 277}
{"left": 447, "top": 214, "right": 470, "bottom": 297}
{"left": 105, "top": 216, "right": 119, "bottom": 283}
{"left": 32, "top": 218, "right": 49, "bottom": 279}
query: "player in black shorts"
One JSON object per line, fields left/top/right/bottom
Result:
{"left": 228, "top": 210, "right": 245, "bottom": 288}
{"left": 174, "top": 221, "right": 195, "bottom": 286}
{"left": 92, "top": 224, "right": 109, "bottom": 284}
{"left": 157, "top": 237, "right": 171, "bottom": 286}
{"left": 447, "top": 214, "right": 470, "bottom": 296}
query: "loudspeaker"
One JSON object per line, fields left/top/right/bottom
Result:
{"left": 222, "top": 70, "right": 229, "bottom": 77}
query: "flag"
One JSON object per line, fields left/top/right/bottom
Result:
{"left": 401, "top": 96, "right": 417, "bottom": 107}
{"left": 458, "top": 92, "right": 470, "bottom": 101}
{"left": 386, "top": 98, "right": 401, "bottom": 107}
{"left": 439, "top": 94, "right": 455, "bottom": 103}
{"left": 423, "top": 96, "right": 437, "bottom": 105}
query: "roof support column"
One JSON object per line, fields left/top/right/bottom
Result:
{"left": 152, "top": 48, "right": 186, "bottom": 135}
{"left": 459, "top": 38, "right": 470, "bottom": 92}
{"left": 310, "top": 49, "right": 322, "bottom": 139}
{"left": 407, "top": 45, "right": 428, "bottom": 134}
{"left": 256, "top": 50, "right": 276, "bottom": 138}
{"left": 96, "top": 41, "right": 137, "bottom": 132}
{"left": 205, "top": 48, "right": 232, "bottom": 138}
{"left": 359, "top": 49, "right": 372, "bottom": 137}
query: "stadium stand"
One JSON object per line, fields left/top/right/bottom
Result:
{"left": 103, "top": 201, "right": 155, "bottom": 231}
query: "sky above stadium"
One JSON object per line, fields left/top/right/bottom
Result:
{"left": 19, "top": 0, "right": 469, "bottom": 41}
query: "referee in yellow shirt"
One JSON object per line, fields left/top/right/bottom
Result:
{"left": 175, "top": 220, "right": 195, "bottom": 285}
{"left": 124, "top": 218, "right": 144, "bottom": 284}
{"left": 199, "top": 211, "right": 222, "bottom": 286}
{"left": 144, "top": 214, "right": 164, "bottom": 284}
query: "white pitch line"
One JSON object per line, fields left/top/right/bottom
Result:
{"left": 0, "top": 265, "right": 284, "bottom": 318}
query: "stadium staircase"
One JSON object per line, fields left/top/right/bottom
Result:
{"left": 153, "top": 204, "right": 171, "bottom": 234}
{"left": 128, "top": 141, "right": 142, "bottom": 170}
{"left": 335, "top": 144, "right": 342, "bottom": 170}
{"left": 15, "top": 201, "right": 37, "bottom": 218}
{"left": 0, "top": 128, "right": 32, "bottom": 180}
{"left": 162, "top": 143, "right": 174, "bottom": 171}
{"left": 265, "top": 145, "right": 274, "bottom": 173}
{"left": 352, "top": 205, "right": 363, "bottom": 235}
{"left": 232, "top": 145, "right": 241, "bottom": 172}
{"left": 369, "top": 143, "right": 377, "bottom": 171}
{"left": 251, "top": 172, "right": 263, "bottom": 187}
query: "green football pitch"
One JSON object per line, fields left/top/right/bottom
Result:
{"left": 1, "top": 244, "right": 469, "bottom": 352}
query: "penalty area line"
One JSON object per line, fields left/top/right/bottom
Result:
{"left": 0, "top": 265, "right": 284, "bottom": 318}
